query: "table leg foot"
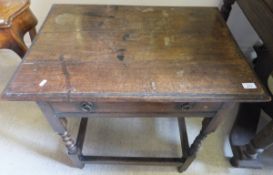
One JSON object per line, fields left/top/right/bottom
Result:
{"left": 229, "top": 107, "right": 273, "bottom": 169}
{"left": 68, "top": 151, "right": 85, "bottom": 168}
{"left": 230, "top": 146, "right": 263, "bottom": 169}
{"left": 37, "top": 102, "right": 84, "bottom": 168}
{"left": 29, "top": 27, "right": 37, "bottom": 41}
{"left": 58, "top": 121, "right": 84, "bottom": 168}
{"left": 177, "top": 155, "right": 196, "bottom": 173}
{"left": 10, "top": 33, "right": 28, "bottom": 58}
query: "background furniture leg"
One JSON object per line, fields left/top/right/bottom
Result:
{"left": 29, "top": 27, "right": 37, "bottom": 41}
{"left": 10, "top": 34, "right": 28, "bottom": 58}
{"left": 221, "top": 0, "right": 236, "bottom": 21}
{"left": 0, "top": 1, "right": 38, "bottom": 59}
{"left": 37, "top": 102, "right": 84, "bottom": 168}
{"left": 231, "top": 120, "right": 273, "bottom": 168}
{"left": 229, "top": 44, "right": 273, "bottom": 168}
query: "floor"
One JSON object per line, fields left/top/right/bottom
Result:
{"left": 1, "top": 49, "right": 273, "bottom": 175}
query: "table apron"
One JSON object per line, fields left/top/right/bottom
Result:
{"left": 49, "top": 102, "right": 222, "bottom": 115}
{"left": 54, "top": 112, "right": 216, "bottom": 118}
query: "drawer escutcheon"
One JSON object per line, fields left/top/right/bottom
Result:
{"left": 177, "top": 103, "right": 194, "bottom": 111}
{"left": 79, "top": 102, "right": 96, "bottom": 112}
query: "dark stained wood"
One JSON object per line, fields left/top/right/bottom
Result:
{"left": 264, "top": 0, "right": 273, "bottom": 12}
{"left": 55, "top": 112, "right": 215, "bottom": 118}
{"left": 2, "top": 4, "right": 272, "bottom": 172}
{"left": 178, "top": 103, "right": 231, "bottom": 172}
{"left": 231, "top": 120, "right": 273, "bottom": 168}
{"left": 229, "top": 46, "right": 273, "bottom": 168}
{"left": 76, "top": 118, "right": 88, "bottom": 153}
{"left": 37, "top": 101, "right": 84, "bottom": 168}
{"left": 177, "top": 118, "right": 190, "bottom": 158}
{"left": 50, "top": 102, "right": 221, "bottom": 113}
{"left": 221, "top": 0, "right": 236, "bottom": 21}
{"left": 73, "top": 105, "right": 227, "bottom": 169}
{"left": 248, "top": 120, "right": 273, "bottom": 154}
{"left": 81, "top": 156, "right": 183, "bottom": 166}
{"left": 0, "top": 0, "right": 37, "bottom": 58}
{"left": 1, "top": 5, "right": 270, "bottom": 102}
{"left": 237, "top": 0, "right": 273, "bottom": 57}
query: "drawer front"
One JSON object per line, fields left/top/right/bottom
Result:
{"left": 50, "top": 102, "right": 221, "bottom": 113}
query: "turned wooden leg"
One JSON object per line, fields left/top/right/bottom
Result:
{"left": 231, "top": 120, "right": 273, "bottom": 168}
{"left": 178, "top": 103, "right": 231, "bottom": 172}
{"left": 221, "top": 0, "right": 236, "bottom": 21}
{"left": 29, "top": 27, "right": 37, "bottom": 41}
{"left": 0, "top": 6, "right": 37, "bottom": 59}
{"left": 247, "top": 120, "right": 273, "bottom": 156}
{"left": 10, "top": 38, "right": 28, "bottom": 58}
{"left": 37, "top": 102, "right": 84, "bottom": 168}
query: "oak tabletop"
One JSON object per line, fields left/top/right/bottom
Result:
{"left": 2, "top": 4, "right": 270, "bottom": 102}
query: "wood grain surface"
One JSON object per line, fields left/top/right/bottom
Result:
{"left": 0, "top": 0, "right": 37, "bottom": 57}
{"left": 2, "top": 5, "right": 270, "bottom": 102}
{"left": 0, "top": 0, "right": 30, "bottom": 28}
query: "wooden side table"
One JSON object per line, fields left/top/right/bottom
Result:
{"left": 0, "top": 0, "right": 37, "bottom": 58}
{"left": 2, "top": 4, "right": 270, "bottom": 172}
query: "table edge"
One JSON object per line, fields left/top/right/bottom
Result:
{"left": 1, "top": 91, "right": 271, "bottom": 103}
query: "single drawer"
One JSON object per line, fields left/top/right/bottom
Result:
{"left": 50, "top": 102, "right": 221, "bottom": 113}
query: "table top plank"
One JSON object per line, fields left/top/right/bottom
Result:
{"left": 2, "top": 4, "right": 270, "bottom": 102}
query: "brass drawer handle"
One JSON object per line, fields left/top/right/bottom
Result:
{"left": 80, "top": 102, "right": 96, "bottom": 112}
{"left": 179, "top": 103, "right": 193, "bottom": 110}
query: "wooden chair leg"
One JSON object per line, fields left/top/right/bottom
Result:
{"left": 230, "top": 120, "right": 273, "bottom": 168}
{"left": 221, "top": 0, "right": 236, "bottom": 21}
{"left": 10, "top": 35, "right": 28, "bottom": 58}
{"left": 29, "top": 27, "right": 37, "bottom": 41}
{"left": 0, "top": 4, "right": 38, "bottom": 59}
